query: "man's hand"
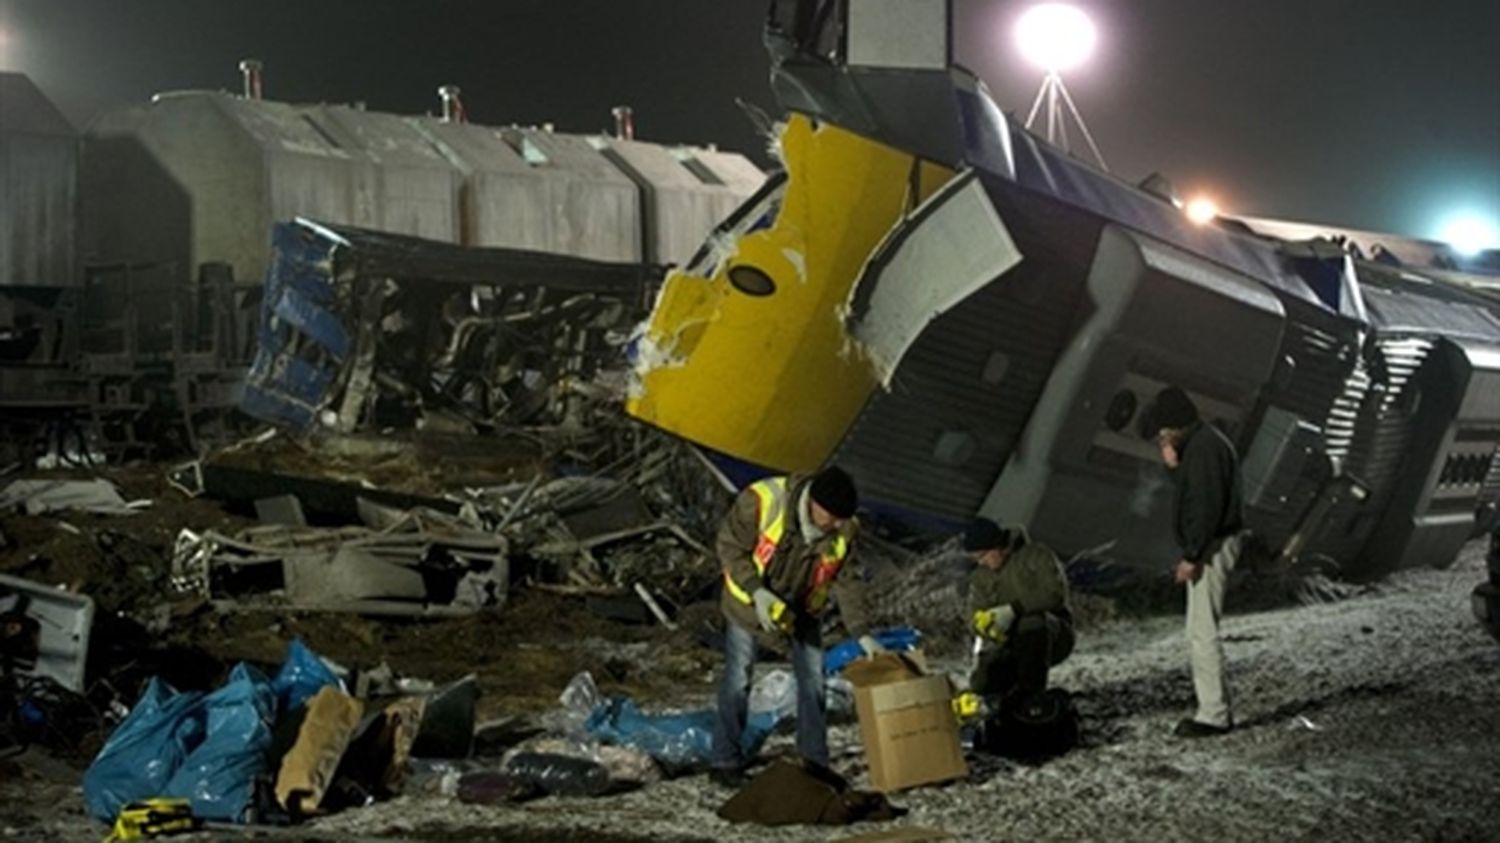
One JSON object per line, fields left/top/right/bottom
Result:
{"left": 1174, "top": 559, "right": 1203, "bottom": 585}
{"left": 753, "top": 587, "right": 791, "bottom": 633}
{"left": 857, "top": 635, "right": 885, "bottom": 658}
{"left": 972, "top": 603, "right": 1017, "bottom": 643}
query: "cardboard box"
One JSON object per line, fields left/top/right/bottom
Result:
{"left": 842, "top": 652, "right": 967, "bottom": 792}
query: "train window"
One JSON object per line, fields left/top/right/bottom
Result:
{"left": 727, "top": 266, "right": 776, "bottom": 297}
{"left": 1104, "top": 388, "right": 1137, "bottom": 432}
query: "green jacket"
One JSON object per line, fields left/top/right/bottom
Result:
{"left": 717, "top": 474, "right": 870, "bottom": 641}
{"left": 968, "top": 541, "right": 1071, "bottom": 625}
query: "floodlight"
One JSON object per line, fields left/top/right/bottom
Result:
{"left": 1185, "top": 197, "right": 1219, "bottom": 226}
{"left": 1437, "top": 213, "right": 1500, "bottom": 256}
{"left": 1016, "top": 5, "right": 1107, "bottom": 171}
{"left": 1016, "top": 4, "right": 1097, "bottom": 73}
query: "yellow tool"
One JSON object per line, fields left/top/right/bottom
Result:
{"left": 953, "top": 691, "right": 982, "bottom": 722}
{"left": 105, "top": 798, "right": 199, "bottom": 841}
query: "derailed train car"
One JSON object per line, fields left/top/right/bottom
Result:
{"left": 626, "top": 1, "right": 1500, "bottom": 581}
{"left": 2, "top": 66, "right": 765, "bottom": 458}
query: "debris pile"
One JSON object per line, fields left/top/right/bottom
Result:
{"left": 240, "top": 219, "right": 656, "bottom": 438}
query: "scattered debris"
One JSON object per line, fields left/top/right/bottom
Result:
{"left": 254, "top": 495, "right": 308, "bottom": 527}
{"left": 0, "top": 572, "right": 95, "bottom": 692}
{"left": 171, "top": 511, "right": 508, "bottom": 617}
{"left": 240, "top": 219, "right": 657, "bottom": 438}
{"left": 0, "top": 478, "right": 145, "bottom": 517}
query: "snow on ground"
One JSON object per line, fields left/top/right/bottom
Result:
{"left": 309, "top": 543, "right": 1500, "bottom": 842}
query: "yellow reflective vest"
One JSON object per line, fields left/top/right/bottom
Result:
{"left": 721, "top": 476, "right": 851, "bottom": 615}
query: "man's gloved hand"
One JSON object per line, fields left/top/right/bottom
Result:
{"left": 857, "top": 635, "right": 886, "bottom": 658}
{"left": 972, "top": 603, "right": 1017, "bottom": 643}
{"left": 753, "top": 587, "right": 791, "bottom": 633}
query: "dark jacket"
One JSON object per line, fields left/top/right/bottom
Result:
{"left": 717, "top": 474, "right": 870, "bottom": 640}
{"left": 1172, "top": 421, "right": 1244, "bottom": 563}
{"left": 968, "top": 540, "right": 1071, "bottom": 624}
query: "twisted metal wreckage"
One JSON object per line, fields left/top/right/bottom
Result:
{"left": 171, "top": 218, "right": 729, "bottom": 617}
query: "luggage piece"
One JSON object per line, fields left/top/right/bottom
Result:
{"left": 978, "top": 688, "right": 1079, "bottom": 761}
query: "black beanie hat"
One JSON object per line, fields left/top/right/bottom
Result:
{"left": 809, "top": 466, "right": 858, "bottom": 519}
{"left": 963, "top": 517, "right": 1011, "bottom": 552}
{"left": 1150, "top": 386, "right": 1199, "bottom": 432}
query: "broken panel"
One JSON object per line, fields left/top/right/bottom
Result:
{"left": 241, "top": 219, "right": 655, "bottom": 437}
{"left": 627, "top": 114, "right": 955, "bottom": 473}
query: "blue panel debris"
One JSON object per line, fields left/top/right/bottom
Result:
{"left": 237, "top": 217, "right": 653, "bottom": 436}
{"left": 239, "top": 222, "right": 346, "bottom": 433}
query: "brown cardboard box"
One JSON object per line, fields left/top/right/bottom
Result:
{"left": 842, "top": 652, "right": 967, "bottom": 792}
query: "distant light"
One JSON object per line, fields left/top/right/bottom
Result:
{"left": 1437, "top": 213, "right": 1500, "bottom": 256}
{"left": 1184, "top": 197, "right": 1219, "bottom": 226}
{"left": 1015, "top": 4, "right": 1097, "bottom": 73}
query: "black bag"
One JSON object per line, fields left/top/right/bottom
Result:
{"left": 978, "top": 688, "right": 1079, "bottom": 761}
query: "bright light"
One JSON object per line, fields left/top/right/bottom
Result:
{"left": 1184, "top": 197, "right": 1219, "bottom": 226}
{"left": 1437, "top": 213, "right": 1500, "bottom": 256}
{"left": 1016, "top": 4, "right": 1097, "bottom": 73}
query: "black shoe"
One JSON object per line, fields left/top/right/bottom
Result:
{"left": 1174, "top": 718, "right": 1232, "bottom": 738}
{"left": 708, "top": 766, "right": 748, "bottom": 789}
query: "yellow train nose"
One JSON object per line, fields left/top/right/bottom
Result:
{"left": 627, "top": 114, "right": 955, "bottom": 472}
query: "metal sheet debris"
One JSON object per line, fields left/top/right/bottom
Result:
{"left": 0, "top": 478, "right": 144, "bottom": 516}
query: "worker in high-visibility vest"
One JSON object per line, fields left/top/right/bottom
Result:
{"left": 708, "top": 466, "right": 881, "bottom": 787}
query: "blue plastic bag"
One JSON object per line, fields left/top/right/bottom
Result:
{"left": 82, "top": 678, "right": 206, "bottom": 822}
{"left": 83, "top": 639, "right": 334, "bottom": 825}
{"left": 823, "top": 625, "right": 922, "bottom": 676}
{"left": 269, "top": 638, "right": 340, "bottom": 713}
{"left": 585, "top": 697, "right": 780, "bottom": 768}
{"left": 164, "top": 663, "right": 275, "bottom": 822}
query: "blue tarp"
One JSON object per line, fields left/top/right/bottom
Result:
{"left": 82, "top": 639, "right": 340, "bottom": 824}
{"left": 823, "top": 626, "right": 921, "bottom": 676}
{"left": 162, "top": 664, "right": 275, "bottom": 822}
{"left": 81, "top": 678, "right": 206, "bottom": 822}
{"left": 585, "top": 699, "right": 780, "bottom": 768}
{"left": 270, "top": 638, "right": 342, "bottom": 713}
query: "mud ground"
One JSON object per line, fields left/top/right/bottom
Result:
{"left": 4, "top": 469, "right": 1495, "bottom": 842}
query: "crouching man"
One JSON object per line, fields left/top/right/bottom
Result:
{"left": 709, "top": 467, "right": 881, "bottom": 787}
{"left": 964, "top": 518, "right": 1074, "bottom": 706}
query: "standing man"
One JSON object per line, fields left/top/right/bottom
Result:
{"left": 710, "top": 466, "right": 881, "bottom": 786}
{"left": 963, "top": 518, "right": 1074, "bottom": 707}
{"left": 1150, "top": 386, "right": 1246, "bottom": 738}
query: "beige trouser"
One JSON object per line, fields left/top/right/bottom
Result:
{"left": 1185, "top": 531, "right": 1244, "bottom": 727}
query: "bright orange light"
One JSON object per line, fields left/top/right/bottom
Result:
{"left": 1184, "top": 197, "right": 1219, "bottom": 225}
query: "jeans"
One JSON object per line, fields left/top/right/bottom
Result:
{"left": 711, "top": 619, "right": 827, "bottom": 769}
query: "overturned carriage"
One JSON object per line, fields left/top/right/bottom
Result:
{"left": 625, "top": 1, "right": 1500, "bottom": 576}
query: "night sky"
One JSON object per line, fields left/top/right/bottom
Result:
{"left": 2, "top": 0, "right": 1496, "bottom": 243}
